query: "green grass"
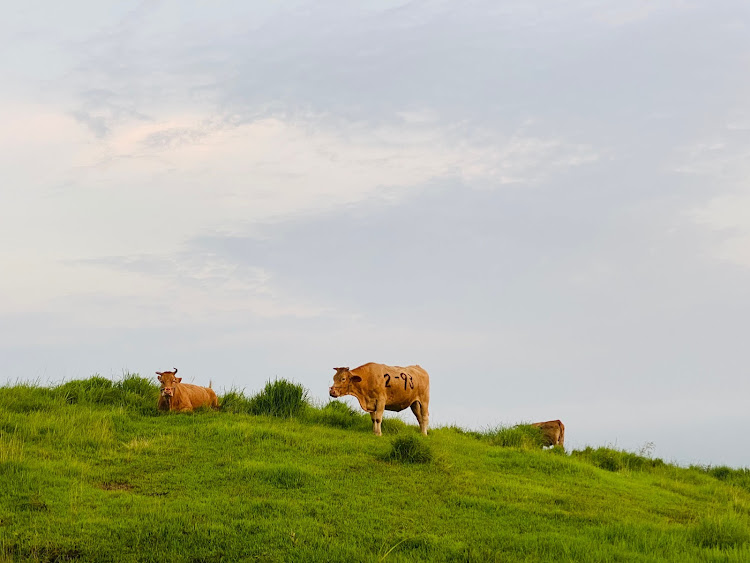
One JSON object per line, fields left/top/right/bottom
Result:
{"left": 385, "top": 434, "right": 434, "bottom": 464}
{"left": 1, "top": 375, "right": 749, "bottom": 562}
{"left": 222, "top": 379, "right": 309, "bottom": 418}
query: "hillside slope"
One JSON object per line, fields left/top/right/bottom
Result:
{"left": 1, "top": 377, "right": 749, "bottom": 562}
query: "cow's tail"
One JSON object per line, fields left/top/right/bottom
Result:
{"left": 208, "top": 380, "right": 219, "bottom": 410}
{"left": 559, "top": 420, "right": 565, "bottom": 447}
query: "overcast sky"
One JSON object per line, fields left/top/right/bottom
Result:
{"left": 2, "top": 1, "right": 749, "bottom": 467}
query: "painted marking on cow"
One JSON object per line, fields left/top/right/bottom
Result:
{"left": 400, "top": 373, "right": 414, "bottom": 390}
{"left": 384, "top": 373, "right": 391, "bottom": 387}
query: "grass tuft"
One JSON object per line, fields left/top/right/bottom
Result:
{"left": 52, "top": 373, "right": 159, "bottom": 413}
{"left": 690, "top": 464, "right": 750, "bottom": 492}
{"left": 572, "top": 447, "right": 666, "bottom": 473}
{"left": 247, "top": 379, "right": 310, "bottom": 418}
{"left": 56, "top": 375, "right": 116, "bottom": 404}
{"left": 692, "top": 514, "right": 750, "bottom": 549}
{"left": 217, "top": 389, "right": 253, "bottom": 413}
{"left": 385, "top": 434, "right": 433, "bottom": 464}
{"left": 481, "top": 424, "right": 548, "bottom": 449}
{"left": 258, "top": 465, "right": 311, "bottom": 489}
{"left": 304, "top": 400, "right": 369, "bottom": 430}
{"left": 119, "top": 373, "right": 155, "bottom": 396}
{"left": 0, "top": 384, "right": 57, "bottom": 413}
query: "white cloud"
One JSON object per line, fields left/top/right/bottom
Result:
{"left": 690, "top": 194, "right": 750, "bottom": 268}
{"left": 679, "top": 133, "right": 750, "bottom": 268}
{"left": 0, "top": 250, "right": 328, "bottom": 339}
{"left": 0, "top": 99, "right": 596, "bottom": 323}
{"left": 6, "top": 107, "right": 596, "bottom": 242}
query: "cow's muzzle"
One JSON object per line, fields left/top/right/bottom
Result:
{"left": 329, "top": 387, "right": 339, "bottom": 398}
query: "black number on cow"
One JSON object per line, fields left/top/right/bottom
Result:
{"left": 400, "top": 373, "right": 409, "bottom": 390}
{"left": 409, "top": 375, "right": 414, "bottom": 389}
{"left": 384, "top": 373, "right": 391, "bottom": 387}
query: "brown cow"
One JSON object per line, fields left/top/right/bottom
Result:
{"left": 156, "top": 368, "right": 219, "bottom": 412}
{"left": 329, "top": 362, "right": 430, "bottom": 436}
{"left": 531, "top": 419, "right": 565, "bottom": 447}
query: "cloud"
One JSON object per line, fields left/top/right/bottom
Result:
{"left": 71, "top": 88, "right": 151, "bottom": 138}
{"left": 1, "top": 90, "right": 597, "bottom": 330}
{"left": 79, "top": 110, "right": 598, "bottom": 212}
{"left": 6, "top": 100, "right": 598, "bottom": 248}
{"left": 690, "top": 194, "right": 750, "bottom": 268}
{"left": 0, "top": 248, "right": 330, "bottom": 344}
{"left": 678, "top": 130, "right": 750, "bottom": 268}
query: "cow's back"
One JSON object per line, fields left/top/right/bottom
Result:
{"left": 174, "top": 382, "right": 218, "bottom": 411}
{"left": 183, "top": 382, "right": 218, "bottom": 408}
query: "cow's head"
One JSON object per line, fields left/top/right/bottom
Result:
{"left": 329, "top": 367, "right": 361, "bottom": 398}
{"left": 156, "top": 368, "right": 181, "bottom": 399}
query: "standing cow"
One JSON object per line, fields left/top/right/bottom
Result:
{"left": 531, "top": 419, "right": 565, "bottom": 448}
{"left": 328, "top": 362, "right": 430, "bottom": 436}
{"left": 156, "top": 368, "right": 219, "bottom": 412}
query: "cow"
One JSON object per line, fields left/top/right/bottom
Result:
{"left": 156, "top": 368, "right": 219, "bottom": 412}
{"left": 531, "top": 419, "right": 565, "bottom": 448}
{"left": 328, "top": 362, "right": 430, "bottom": 436}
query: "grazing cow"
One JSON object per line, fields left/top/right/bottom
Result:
{"left": 531, "top": 419, "right": 565, "bottom": 447}
{"left": 329, "top": 362, "right": 430, "bottom": 436}
{"left": 156, "top": 368, "right": 219, "bottom": 412}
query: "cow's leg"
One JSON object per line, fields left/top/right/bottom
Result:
{"left": 410, "top": 401, "right": 424, "bottom": 432}
{"left": 412, "top": 401, "right": 429, "bottom": 436}
{"left": 369, "top": 413, "right": 384, "bottom": 436}
{"left": 178, "top": 398, "right": 194, "bottom": 413}
{"left": 371, "top": 403, "right": 384, "bottom": 436}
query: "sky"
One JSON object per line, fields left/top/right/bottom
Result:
{"left": 2, "top": 1, "right": 749, "bottom": 467}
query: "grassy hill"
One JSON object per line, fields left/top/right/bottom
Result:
{"left": 1, "top": 375, "right": 749, "bottom": 562}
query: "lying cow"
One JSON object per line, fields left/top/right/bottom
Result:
{"left": 329, "top": 362, "right": 430, "bottom": 436}
{"left": 156, "top": 368, "right": 219, "bottom": 412}
{"left": 531, "top": 419, "right": 565, "bottom": 447}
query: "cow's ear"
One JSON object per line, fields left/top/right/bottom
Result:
{"left": 157, "top": 374, "right": 163, "bottom": 382}
{"left": 350, "top": 375, "right": 362, "bottom": 383}
{"left": 175, "top": 377, "right": 182, "bottom": 383}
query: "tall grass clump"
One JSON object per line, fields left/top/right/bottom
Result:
{"left": 572, "top": 447, "right": 666, "bottom": 473}
{"left": 0, "top": 383, "right": 57, "bottom": 413}
{"left": 481, "top": 424, "right": 548, "bottom": 449}
{"left": 55, "top": 376, "right": 118, "bottom": 404}
{"left": 304, "top": 400, "right": 370, "bottom": 430}
{"left": 691, "top": 514, "right": 750, "bottom": 549}
{"left": 117, "top": 373, "right": 160, "bottom": 413}
{"left": 385, "top": 434, "right": 433, "bottom": 464}
{"left": 247, "top": 379, "right": 309, "bottom": 418}
{"left": 53, "top": 374, "right": 158, "bottom": 412}
{"left": 118, "top": 373, "right": 158, "bottom": 398}
{"left": 692, "top": 465, "right": 750, "bottom": 492}
{"left": 257, "top": 465, "right": 312, "bottom": 489}
{"left": 218, "top": 389, "right": 254, "bottom": 414}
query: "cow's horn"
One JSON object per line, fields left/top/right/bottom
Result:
{"left": 173, "top": 368, "right": 178, "bottom": 374}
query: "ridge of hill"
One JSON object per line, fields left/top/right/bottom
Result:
{"left": 1, "top": 375, "right": 749, "bottom": 562}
